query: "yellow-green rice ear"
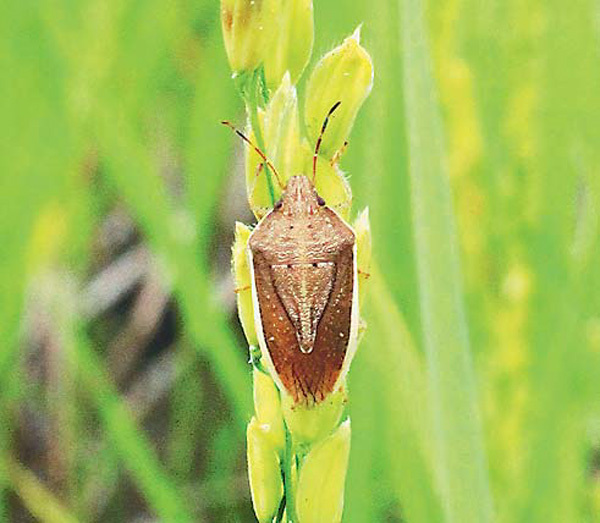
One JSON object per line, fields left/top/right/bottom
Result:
{"left": 253, "top": 368, "right": 285, "bottom": 453}
{"left": 220, "top": 0, "right": 270, "bottom": 75}
{"left": 354, "top": 207, "right": 372, "bottom": 306}
{"left": 245, "top": 75, "right": 305, "bottom": 218}
{"left": 247, "top": 416, "right": 284, "bottom": 522}
{"left": 232, "top": 222, "right": 257, "bottom": 346}
{"left": 262, "top": 0, "right": 314, "bottom": 90}
{"left": 300, "top": 140, "right": 353, "bottom": 221}
{"left": 281, "top": 386, "right": 346, "bottom": 447}
{"left": 244, "top": 118, "right": 273, "bottom": 221}
{"left": 262, "top": 74, "right": 305, "bottom": 183}
{"left": 295, "top": 419, "right": 352, "bottom": 523}
{"left": 304, "top": 27, "right": 374, "bottom": 159}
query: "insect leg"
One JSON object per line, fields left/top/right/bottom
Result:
{"left": 330, "top": 140, "right": 349, "bottom": 167}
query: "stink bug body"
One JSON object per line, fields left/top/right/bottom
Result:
{"left": 226, "top": 101, "right": 370, "bottom": 407}
{"left": 248, "top": 175, "right": 359, "bottom": 405}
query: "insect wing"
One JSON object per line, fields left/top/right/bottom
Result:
{"left": 249, "top": 223, "right": 355, "bottom": 405}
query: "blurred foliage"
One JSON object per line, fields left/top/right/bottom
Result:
{"left": 1, "top": 0, "right": 599, "bottom": 522}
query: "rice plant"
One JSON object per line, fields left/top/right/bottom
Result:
{"left": 1, "top": 0, "right": 599, "bottom": 522}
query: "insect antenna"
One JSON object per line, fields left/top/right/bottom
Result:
{"left": 312, "top": 101, "right": 342, "bottom": 184}
{"left": 221, "top": 121, "right": 285, "bottom": 190}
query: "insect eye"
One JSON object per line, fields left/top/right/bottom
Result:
{"left": 274, "top": 199, "right": 283, "bottom": 210}
{"left": 317, "top": 195, "right": 326, "bottom": 206}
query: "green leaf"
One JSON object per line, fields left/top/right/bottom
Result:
{"left": 7, "top": 459, "right": 79, "bottom": 523}
{"left": 401, "top": 0, "right": 494, "bottom": 520}
{"left": 346, "top": 268, "right": 442, "bottom": 522}
{"left": 69, "top": 314, "right": 193, "bottom": 521}
{"left": 515, "top": 0, "right": 600, "bottom": 520}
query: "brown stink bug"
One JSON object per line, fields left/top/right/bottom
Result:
{"left": 248, "top": 173, "right": 358, "bottom": 406}
{"left": 227, "top": 103, "right": 370, "bottom": 407}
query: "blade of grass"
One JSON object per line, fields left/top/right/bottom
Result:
{"left": 168, "top": 344, "right": 204, "bottom": 480}
{"left": 401, "top": 0, "right": 493, "bottom": 520}
{"left": 73, "top": 349, "right": 193, "bottom": 522}
{"left": 344, "top": 366, "right": 379, "bottom": 523}
{"left": 40, "top": 0, "right": 252, "bottom": 423}
{"left": 184, "top": 3, "right": 241, "bottom": 245}
{"left": 0, "top": 1, "right": 72, "bottom": 388}
{"left": 358, "top": 0, "right": 421, "bottom": 346}
{"left": 7, "top": 459, "right": 79, "bottom": 523}
{"left": 315, "top": 5, "right": 430, "bottom": 518}
{"left": 346, "top": 268, "right": 442, "bottom": 522}
{"left": 84, "top": 0, "right": 251, "bottom": 419}
{"left": 366, "top": 269, "right": 432, "bottom": 457}
{"left": 516, "top": 0, "right": 600, "bottom": 519}
{"left": 61, "top": 294, "right": 194, "bottom": 521}
{"left": 96, "top": 108, "right": 251, "bottom": 421}
{"left": 456, "top": 1, "right": 547, "bottom": 514}
{"left": 0, "top": 373, "right": 23, "bottom": 520}
{"left": 0, "top": 6, "right": 82, "bottom": 512}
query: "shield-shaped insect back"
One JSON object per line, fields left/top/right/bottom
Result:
{"left": 227, "top": 102, "right": 361, "bottom": 407}
{"left": 248, "top": 103, "right": 359, "bottom": 404}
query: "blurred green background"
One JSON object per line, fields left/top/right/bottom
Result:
{"left": 2, "top": 0, "right": 600, "bottom": 521}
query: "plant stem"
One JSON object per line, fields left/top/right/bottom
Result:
{"left": 283, "top": 426, "right": 296, "bottom": 522}
{"left": 274, "top": 494, "right": 287, "bottom": 523}
{"left": 245, "top": 68, "right": 276, "bottom": 206}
